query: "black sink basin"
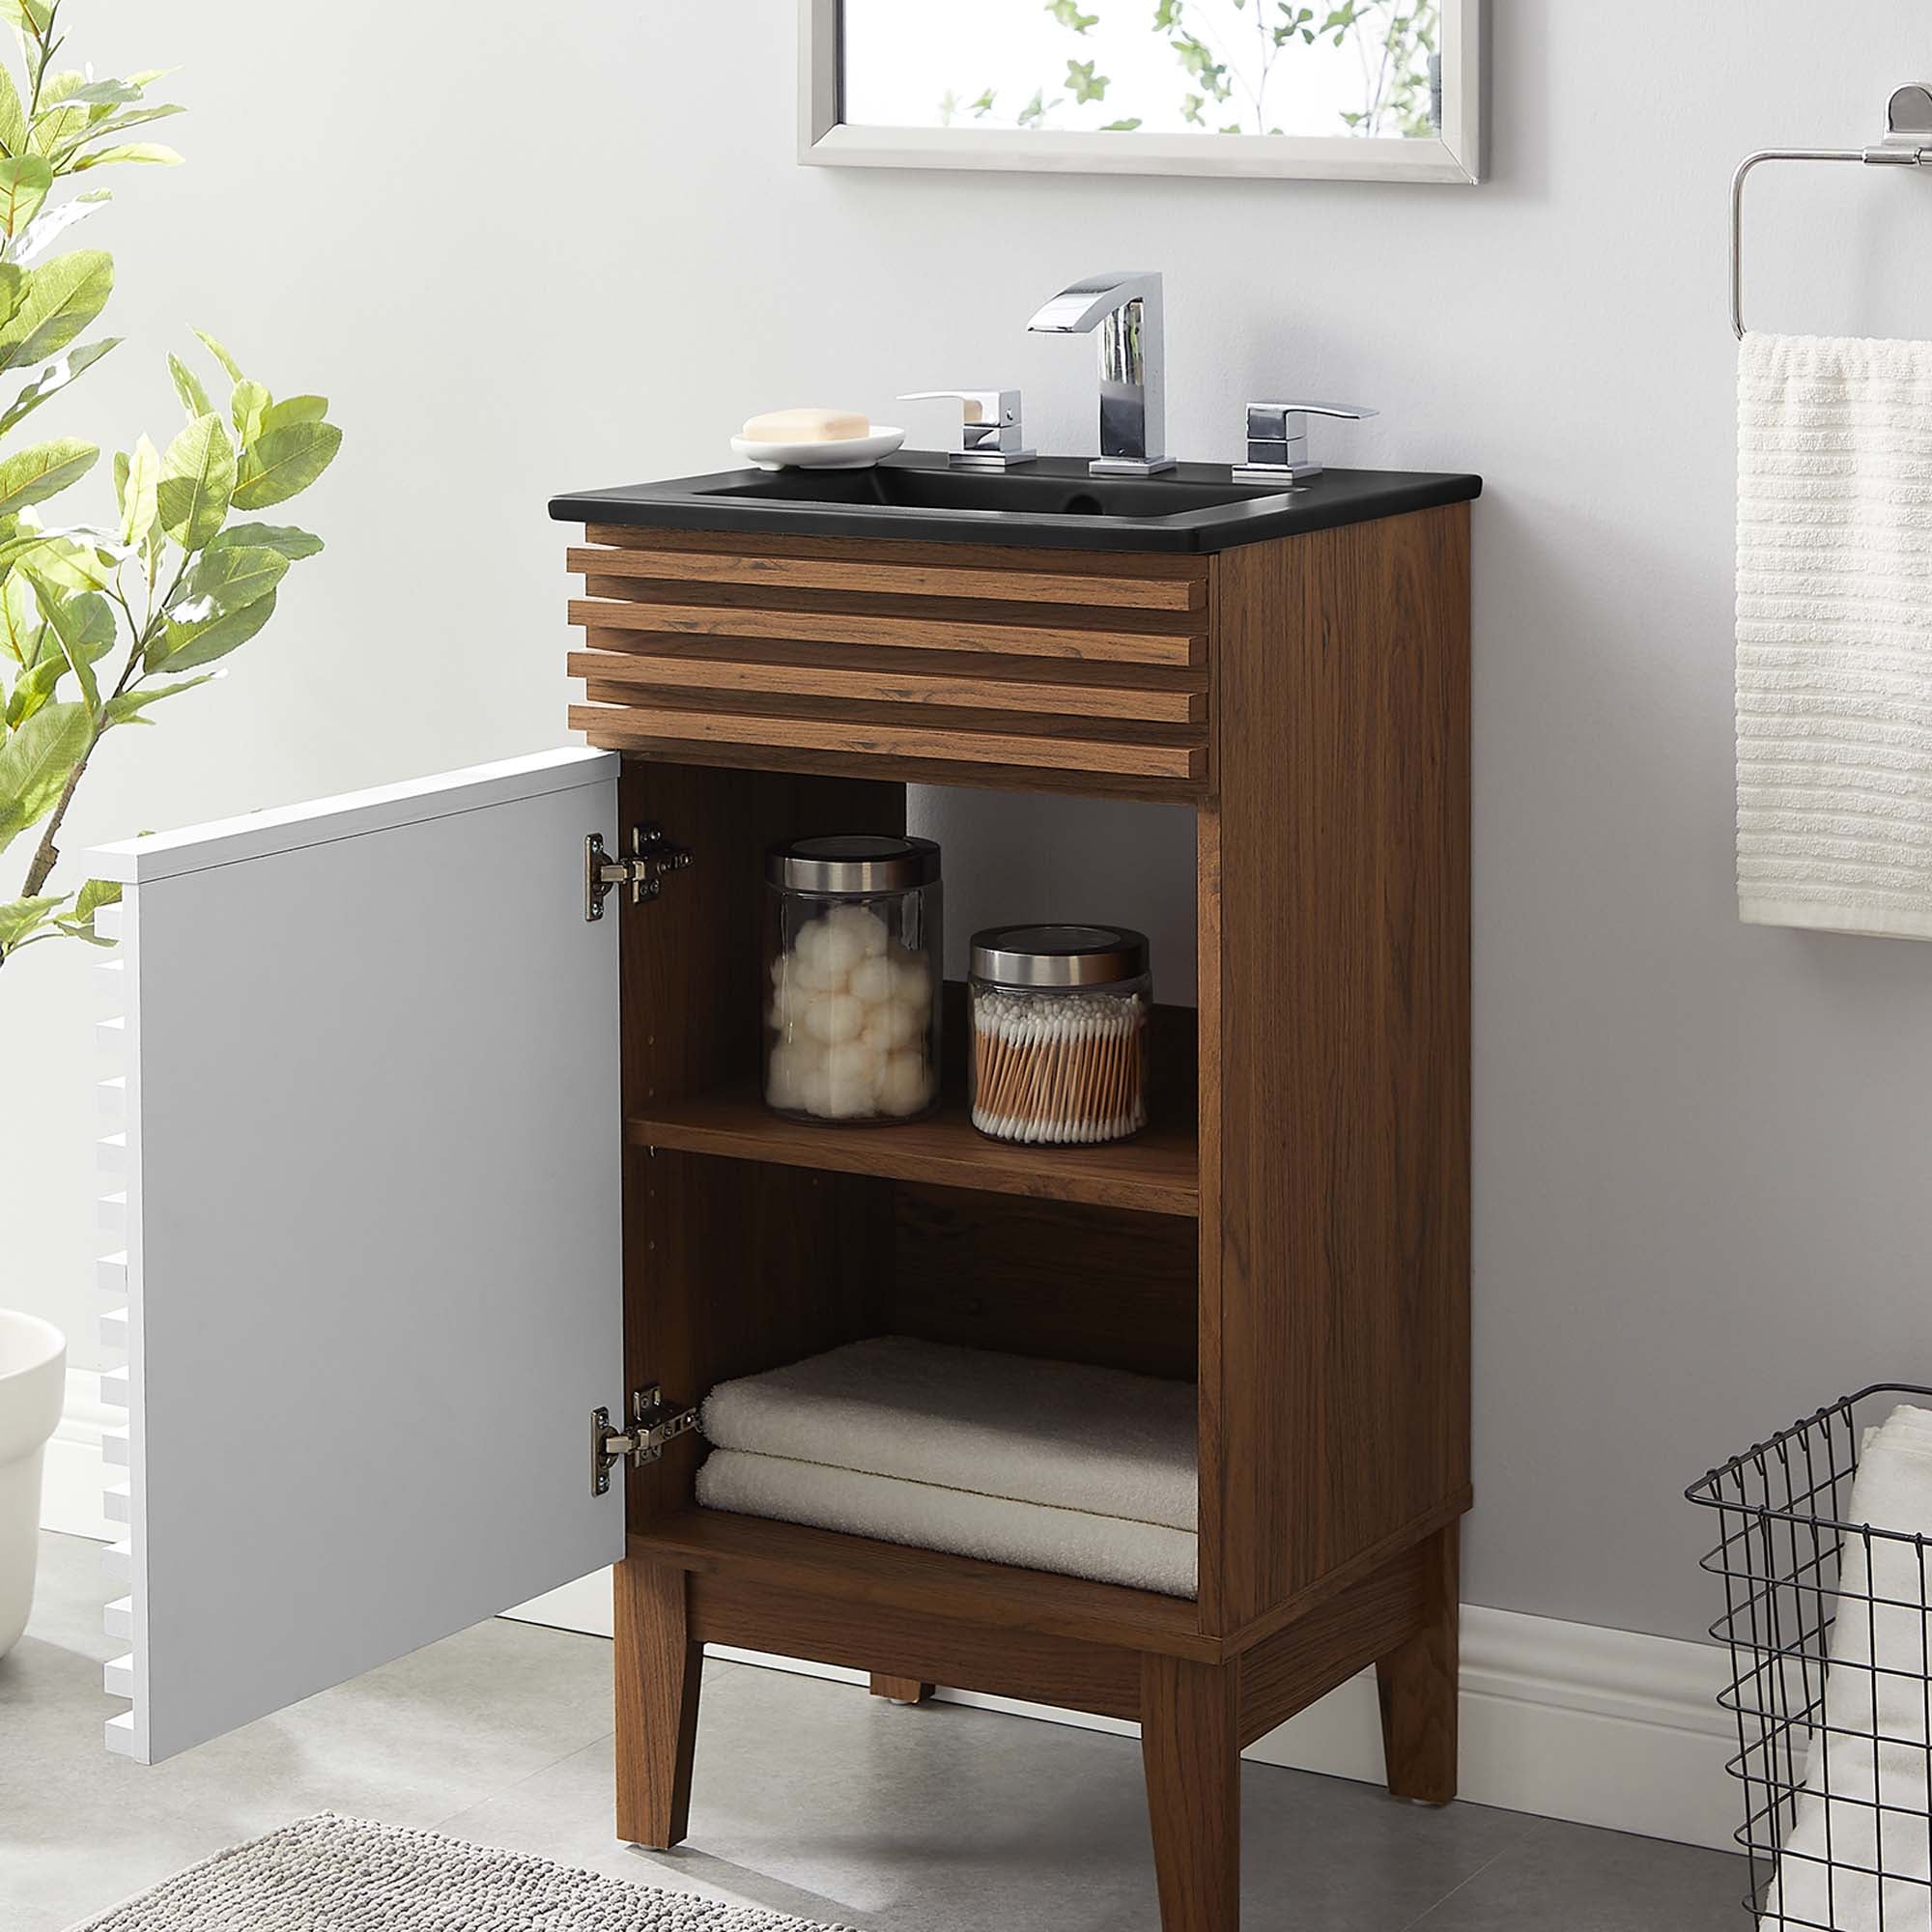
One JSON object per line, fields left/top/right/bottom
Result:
{"left": 552, "top": 452, "right": 1481, "bottom": 554}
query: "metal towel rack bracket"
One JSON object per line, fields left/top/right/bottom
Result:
{"left": 1732, "top": 82, "right": 1932, "bottom": 337}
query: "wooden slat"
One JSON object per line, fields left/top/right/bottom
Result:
{"left": 689, "top": 1575, "right": 1144, "bottom": 1721}
{"left": 582, "top": 523, "right": 1208, "bottom": 582}
{"left": 572, "top": 703, "right": 1207, "bottom": 782}
{"left": 568, "top": 596, "right": 1204, "bottom": 667}
{"left": 628, "top": 1081, "right": 1199, "bottom": 1217}
{"left": 568, "top": 544, "right": 1204, "bottom": 611}
{"left": 569, "top": 645, "right": 1206, "bottom": 724}
{"left": 632, "top": 1511, "right": 1218, "bottom": 1660}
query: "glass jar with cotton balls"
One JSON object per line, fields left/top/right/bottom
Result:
{"left": 763, "top": 836, "right": 942, "bottom": 1124}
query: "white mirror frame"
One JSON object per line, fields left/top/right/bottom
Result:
{"left": 799, "top": 0, "right": 1483, "bottom": 186}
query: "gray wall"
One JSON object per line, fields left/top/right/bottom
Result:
{"left": 7, "top": 1, "right": 1932, "bottom": 1643}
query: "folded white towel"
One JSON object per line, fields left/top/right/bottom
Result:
{"left": 696, "top": 1447, "right": 1198, "bottom": 1599}
{"left": 1737, "top": 332, "right": 1932, "bottom": 940}
{"left": 1768, "top": 1404, "right": 1932, "bottom": 1929}
{"left": 700, "top": 1336, "right": 1197, "bottom": 1532}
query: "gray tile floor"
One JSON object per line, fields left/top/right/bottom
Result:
{"left": 4, "top": 1532, "right": 1745, "bottom": 1931}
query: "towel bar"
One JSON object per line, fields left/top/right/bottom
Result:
{"left": 1731, "top": 82, "right": 1932, "bottom": 338}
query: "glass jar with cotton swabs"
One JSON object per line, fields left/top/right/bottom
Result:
{"left": 764, "top": 835, "right": 942, "bottom": 1124}
{"left": 968, "top": 924, "right": 1151, "bottom": 1147}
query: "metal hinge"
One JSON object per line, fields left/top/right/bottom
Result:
{"left": 585, "top": 824, "right": 693, "bottom": 922}
{"left": 591, "top": 1385, "right": 699, "bottom": 1495}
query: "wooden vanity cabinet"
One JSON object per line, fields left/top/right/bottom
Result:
{"left": 93, "top": 499, "right": 1467, "bottom": 1932}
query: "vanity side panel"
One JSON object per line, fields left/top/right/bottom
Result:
{"left": 1202, "top": 504, "right": 1471, "bottom": 1636}
{"left": 617, "top": 760, "right": 903, "bottom": 1530}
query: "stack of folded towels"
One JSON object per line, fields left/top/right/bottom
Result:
{"left": 696, "top": 1335, "right": 1198, "bottom": 1599}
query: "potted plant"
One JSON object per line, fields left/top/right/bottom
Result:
{"left": 0, "top": 0, "right": 342, "bottom": 1643}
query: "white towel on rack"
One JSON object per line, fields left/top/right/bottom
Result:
{"left": 1766, "top": 1404, "right": 1932, "bottom": 1930}
{"left": 1737, "top": 332, "right": 1932, "bottom": 939}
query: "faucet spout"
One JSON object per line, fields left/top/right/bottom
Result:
{"left": 1026, "top": 270, "right": 1173, "bottom": 475}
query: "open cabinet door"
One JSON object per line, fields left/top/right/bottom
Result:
{"left": 87, "top": 749, "right": 625, "bottom": 1762}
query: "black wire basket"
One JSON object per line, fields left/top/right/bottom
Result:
{"left": 1688, "top": 1385, "right": 1932, "bottom": 1928}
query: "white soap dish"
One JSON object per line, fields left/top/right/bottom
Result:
{"left": 730, "top": 426, "right": 905, "bottom": 471}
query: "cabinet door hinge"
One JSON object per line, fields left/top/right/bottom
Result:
{"left": 591, "top": 1386, "right": 699, "bottom": 1495}
{"left": 585, "top": 824, "right": 693, "bottom": 922}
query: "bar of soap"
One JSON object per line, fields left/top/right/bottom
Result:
{"left": 740, "top": 407, "right": 867, "bottom": 443}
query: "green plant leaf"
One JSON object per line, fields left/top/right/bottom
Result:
{"left": 55, "top": 77, "right": 146, "bottom": 111}
{"left": 260, "top": 393, "right": 327, "bottom": 431}
{"left": 102, "top": 668, "right": 215, "bottom": 724}
{"left": 155, "top": 584, "right": 274, "bottom": 672}
{"left": 0, "top": 696, "right": 87, "bottom": 855}
{"left": 167, "top": 351, "right": 213, "bottom": 421}
{"left": 210, "top": 521, "right": 322, "bottom": 560}
{"left": 0, "top": 63, "right": 26, "bottom": 157}
{"left": 0, "top": 568, "right": 38, "bottom": 663}
{"left": 54, "top": 874, "right": 120, "bottom": 944}
{"left": 1065, "top": 58, "right": 1108, "bottom": 102}
{"left": 0, "top": 892, "right": 61, "bottom": 951}
{"left": 0, "top": 249, "right": 113, "bottom": 373}
{"left": 4, "top": 650, "right": 60, "bottom": 724}
{"left": 0, "top": 335, "right": 118, "bottom": 436}
{"left": 1045, "top": 0, "right": 1099, "bottom": 28}
{"left": 0, "top": 153, "right": 51, "bottom": 236}
{"left": 1099, "top": 118, "right": 1143, "bottom": 129}
{"left": 232, "top": 419, "right": 340, "bottom": 510}
{"left": 11, "top": 531, "right": 122, "bottom": 590}
{"left": 0, "top": 436, "right": 97, "bottom": 516}
{"left": 120, "top": 432, "right": 158, "bottom": 548}
{"left": 156, "top": 412, "right": 235, "bottom": 551}
{"left": 0, "top": 1, "right": 55, "bottom": 39}
{"left": 12, "top": 187, "right": 111, "bottom": 266}
{"left": 71, "top": 141, "right": 183, "bottom": 171}
{"left": 24, "top": 572, "right": 112, "bottom": 711}
{"left": 75, "top": 101, "right": 185, "bottom": 145}
{"left": 168, "top": 541, "right": 288, "bottom": 623}
{"left": 189, "top": 327, "right": 243, "bottom": 384}
{"left": 231, "top": 378, "right": 270, "bottom": 447}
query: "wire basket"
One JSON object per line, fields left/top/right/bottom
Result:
{"left": 1688, "top": 1385, "right": 1932, "bottom": 1928}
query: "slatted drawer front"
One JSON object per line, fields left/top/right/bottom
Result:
{"left": 565, "top": 528, "right": 1211, "bottom": 795}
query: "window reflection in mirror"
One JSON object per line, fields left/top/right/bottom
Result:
{"left": 840, "top": 0, "right": 1442, "bottom": 143}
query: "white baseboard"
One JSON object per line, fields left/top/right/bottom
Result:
{"left": 41, "top": 1370, "right": 115, "bottom": 1543}
{"left": 504, "top": 1574, "right": 1740, "bottom": 1853}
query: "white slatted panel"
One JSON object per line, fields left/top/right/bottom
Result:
{"left": 89, "top": 750, "right": 627, "bottom": 1763}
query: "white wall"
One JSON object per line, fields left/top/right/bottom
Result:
{"left": 8, "top": 1, "right": 1932, "bottom": 1646}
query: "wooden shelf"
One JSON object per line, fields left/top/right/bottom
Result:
{"left": 627, "top": 1081, "right": 1199, "bottom": 1217}
{"left": 631, "top": 1509, "right": 1215, "bottom": 1661}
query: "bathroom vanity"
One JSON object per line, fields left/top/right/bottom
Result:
{"left": 91, "top": 452, "right": 1476, "bottom": 1932}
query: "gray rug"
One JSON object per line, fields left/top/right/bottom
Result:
{"left": 68, "top": 1813, "right": 857, "bottom": 1931}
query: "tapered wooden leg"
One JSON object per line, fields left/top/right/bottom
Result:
{"left": 868, "top": 1673, "right": 934, "bottom": 1704}
{"left": 1141, "top": 1654, "right": 1240, "bottom": 1932}
{"left": 1376, "top": 1523, "right": 1460, "bottom": 1805}
{"left": 614, "top": 1556, "right": 703, "bottom": 1849}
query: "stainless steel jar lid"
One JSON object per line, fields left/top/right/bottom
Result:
{"left": 970, "top": 923, "right": 1150, "bottom": 989}
{"left": 766, "top": 834, "right": 942, "bottom": 894}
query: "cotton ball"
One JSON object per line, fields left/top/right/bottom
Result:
{"left": 795, "top": 1066, "right": 834, "bottom": 1117}
{"left": 825, "top": 902, "right": 890, "bottom": 957}
{"left": 796, "top": 910, "right": 877, "bottom": 979}
{"left": 768, "top": 977, "right": 810, "bottom": 1037}
{"left": 863, "top": 1000, "right": 919, "bottom": 1051}
{"left": 878, "top": 1050, "right": 934, "bottom": 1118}
{"left": 894, "top": 952, "right": 933, "bottom": 1014}
{"left": 847, "top": 953, "right": 898, "bottom": 1006}
{"left": 766, "top": 1041, "right": 818, "bottom": 1110}
{"left": 803, "top": 991, "right": 866, "bottom": 1045}
{"left": 788, "top": 939, "right": 849, "bottom": 994}
{"left": 820, "top": 1042, "right": 883, "bottom": 1118}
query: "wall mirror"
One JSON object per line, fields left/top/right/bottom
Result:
{"left": 800, "top": 0, "right": 1482, "bottom": 185}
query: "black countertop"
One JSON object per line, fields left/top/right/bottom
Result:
{"left": 551, "top": 452, "right": 1481, "bottom": 555}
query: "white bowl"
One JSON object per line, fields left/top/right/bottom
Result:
{"left": 730, "top": 426, "right": 905, "bottom": 471}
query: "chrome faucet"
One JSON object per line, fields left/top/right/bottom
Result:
{"left": 1026, "top": 270, "right": 1173, "bottom": 476}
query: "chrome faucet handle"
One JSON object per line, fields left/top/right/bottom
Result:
{"left": 896, "top": 389, "right": 1037, "bottom": 469}
{"left": 1235, "top": 401, "right": 1378, "bottom": 485}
